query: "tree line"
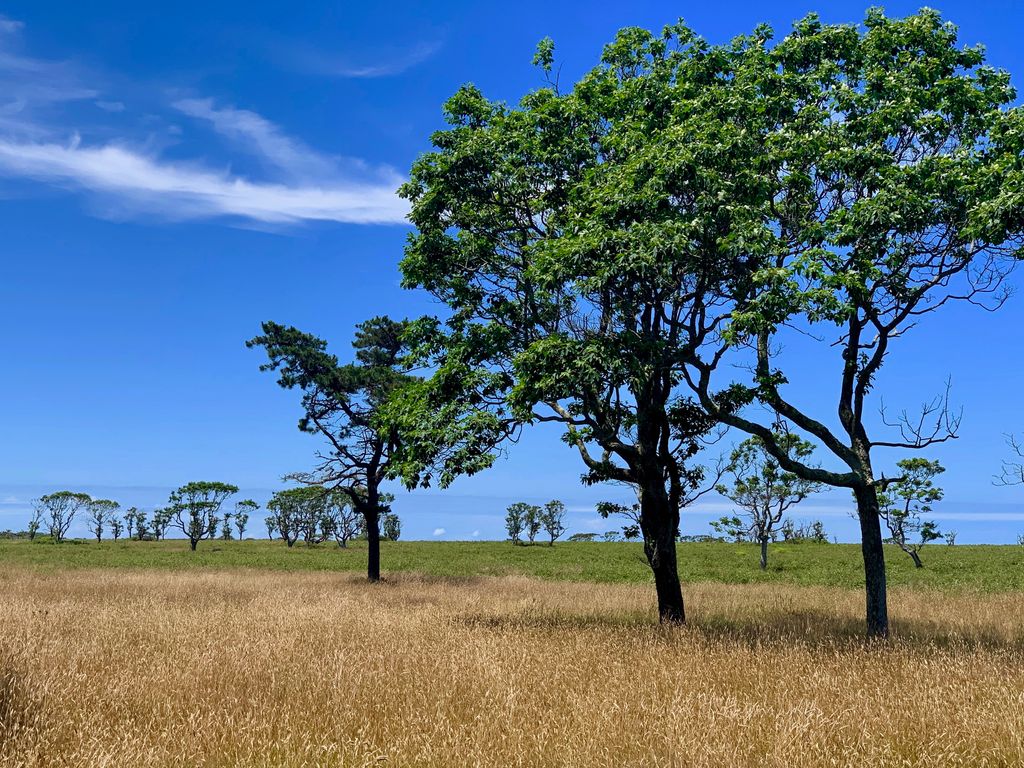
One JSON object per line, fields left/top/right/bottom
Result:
{"left": 23, "top": 483, "right": 400, "bottom": 551}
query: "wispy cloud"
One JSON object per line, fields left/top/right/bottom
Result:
{"left": 172, "top": 98, "right": 334, "bottom": 180}
{"left": 0, "top": 16, "right": 23, "bottom": 35}
{"left": 0, "top": 19, "right": 409, "bottom": 226}
{"left": 433, "top": 527, "right": 446, "bottom": 537}
{"left": 0, "top": 137, "right": 407, "bottom": 224}
{"left": 291, "top": 40, "right": 442, "bottom": 79}
{"left": 94, "top": 100, "right": 125, "bottom": 113}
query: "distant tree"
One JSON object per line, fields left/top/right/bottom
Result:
{"left": 150, "top": 508, "right": 171, "bottom": 541}
{"left": 781, "top": 519, "right": 829, "bottom": 544}
{"left": 715, "top": 433, "right": 822, "bottom": 569}
{"left": 35, "top": 491, "right": 92, "bottom": 542}
{"left": 27, "top": 506, "right": 43, "bottom": 540}
{"left": 944, "top": 530, "right": 958, "bottom": 547}
{"left": 124, "top": 508, "right": 149, "bottom": 541}
{"left": 109, "top": 518, "right": 124, "bottom": 541}
{"left": 265, "top": 515, "right": 278, "bottom": 541}
{"left": 234, "top": 500, "right": 257, "bottom": 540}
{"left": 322, "top": 492, "right": 362, "bottom": 548}
{"left": 568, "top": 533, "right": 599, "bottom": 542}
{"left": 523, "top": 505, "right": 542, "bottom": 544}
{"left": 124, "top": 507, "right": 138, "bottom": 540}
{"left": 220, "top": 513, "right": 233, "bottom": 540}
{"left": 504, "top": 502, "right": 530, "bottom": 544}
{"left": 381, "top": 511, "right": 401, "bottom": 542}
{"left": 167, "top": 482, "right": 238, "bottom": 551}
{"left": 266, "top": 487, "right": 325, "bottom": 548}
{"left": 540, "top": 500, "right": 566, "bottom": 546}
{"left": 85, "top": 499, "right": 119, "bottom": 543}
{"left": 601, "top": 531, "right": 621, "bottom": 543}
{"left": 879, "top": 459, "right": 944, "bottom": 568}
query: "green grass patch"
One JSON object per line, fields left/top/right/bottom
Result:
{"left": 2, "top": 538, "right": 1023, "bottom": 593}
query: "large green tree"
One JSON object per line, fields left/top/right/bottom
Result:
{"left": 397, "top": 10, "right": 1024, "bottom": 634}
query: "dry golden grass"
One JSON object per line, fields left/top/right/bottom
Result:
{"left": 1, "top": 569, "right": 1023, "bottom": 767}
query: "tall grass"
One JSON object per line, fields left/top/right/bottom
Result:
{"left": 1, "top": 569, "right": 1023, "bottom": 767}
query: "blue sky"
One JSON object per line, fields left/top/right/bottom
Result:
{"left": 2, "top": 1, "right": 1024, "bottom": 542}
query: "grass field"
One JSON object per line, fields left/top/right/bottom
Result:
{"left": 2, "top": 569, "right": 1024, "bottom": 767}
{"left": 2, "top": 537, "right": 1024, "bottom": 592}
{"left": 3, "top": 540, "right": 1024, "bottom": 766}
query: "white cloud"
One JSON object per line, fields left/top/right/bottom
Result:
{"left": 471, "top": 530, "right": 480, "bottom": 538}
{"left": 293, "top": 40, "right": 442, "bottom": 79}
{"left": 94, "top": 100, "right": 125, "bottom": 113}
{"left": 172, "top": 98, "right": 335, "bottom": 180}
{"left": 0, "top": 137, "right": 409, "bottom": 224}
{"left": 432, "top": 527, "right": 446, "bottom": 537}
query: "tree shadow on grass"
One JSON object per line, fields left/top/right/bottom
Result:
{"left": 457, "top": 606, "right": 1024, "bottom": 652}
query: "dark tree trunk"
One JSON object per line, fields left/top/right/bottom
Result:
{"left": 365, "top": 511, "right": 381, "bottom": 582}
{"left": 639, "top": 483, "right": 685, "bottom": 624}
{"left": 909, "top": 549, "right": 923, "bottom": 569}
{"left": 854, "top": 484, "right": 889, "bottom": 638}
{"left": 759, "top": 536, "right": 769, "bottom": 570}
{"left": 189, "top": 538, "right": 198, "bottom": 551}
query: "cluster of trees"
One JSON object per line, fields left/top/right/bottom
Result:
{"left": 247, "top": 9, "right": 1024, "bottom": 638}
{"left": 265, "top": 486, "right": 401, "bottom": 547}
{"left": 504, "top": 500, "right": 566, "bottom": 545}
{"left": 22, "top": 483, "right": 404, "bottom": 554}
{"left": 28, "top": 484, "right": 259, "bottom": 550}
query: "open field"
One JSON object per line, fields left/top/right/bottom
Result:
{"left": 2, "top": 538, "right": 1024, "bottom": 592}
{"left": 2, "top": 568, "right": 1024, "bottom": 767}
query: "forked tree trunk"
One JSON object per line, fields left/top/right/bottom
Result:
{"left": 639, "top": 483, "right": 685, "bottom": 624}
{"left": 759, "top": 536, "right": 769, "bottom": 570}
{"left": 854, "top": 484, "right": 889, "bottom": 638}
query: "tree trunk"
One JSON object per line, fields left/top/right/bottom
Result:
{"left": 854, "top": 485, "right": 889, "bottom": 638}
{"left": 759, "top": 536, "right": 769, "bottom": 570}
{"left": 189, "top": 538, "right": 198, "bottom": 551}
{"left": 639, "top": 483, "right": 685, "bottom": 624}
{"left": 909, "top": 549, "right": 923, "bottom": 569}
{"left": 365, "top": 511, "right": 381, "bottom": 582}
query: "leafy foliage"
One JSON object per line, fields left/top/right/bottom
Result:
{"left": 167, "top": 482, "right": 238, "bottom": 551}
{"left": 33, "top": 491, "right": 92, "bottom": 542}
{"left": 714, "top": 433, "right": 821, "bottom": 567}
{"left": 879, "top": 458, "right": 944, "bottom": 567}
